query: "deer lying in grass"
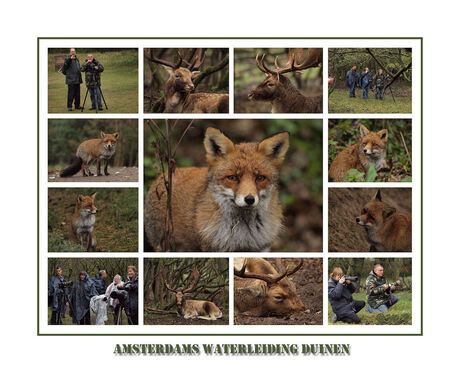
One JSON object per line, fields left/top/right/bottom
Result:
{"left": 147, "top": 49, "right": 229, "bottom": 113}
{"left": 233, "top": 258, "right": 306, "bottom": 317}
{"left": 248, "top": 48, "right": 323, "bottom": 113}
{"left": 162, "top": 268, "right": 222, "bottom": 320}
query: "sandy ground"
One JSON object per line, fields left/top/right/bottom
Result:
{"left": 48, "top": 167, "right": 138, "bottom": 182}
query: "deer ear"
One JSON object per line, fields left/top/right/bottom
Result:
{"left": 113, "top": 132, "right": 119, "bottom": 139}
{"left": 100, "top": 131, "right": 106, "bottom": 138}
{"left": 204, "top": 127, "right": 235, "bottom": 165}
{"left": 359, "top": 124, "right": 369, "bottom": 137}
{"left": 258, "top": 132, "right": 290, "bottom": 164}
{"left": 374, "top": 189, "right": 382, "bottom": 201}
{"left": 162, "top": 65, "right": 174, "bottom": 76}
{"left": 191, "top": 71, "right": 200, "bottom": 78}
{"left": 377, "top": 129, "right": 388, "bottom": 142}
{"left": 383, "top": 206, "right": 396, "bottom": 219}
{"left": 90, "top": 192, "right": 97, "bottom": 200}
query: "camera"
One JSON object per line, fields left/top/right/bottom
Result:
{"left": 343, "top": 276, "right": 358, "bottom": 282}
{"left": 58, "top": 281, "right": 73, "bottom": 289}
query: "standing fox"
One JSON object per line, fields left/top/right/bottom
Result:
{"left": 329, "top": 124, "right": 389, "bottom": 181}
{"left": 59, "top": 132, "right": 119, "bottom": 178}
{"left": 356, "top": 189, "right": 411, "bottom": 252}
{"left": 144, "top": 127, "right": 290, "bottom": 252}
{"left": 69, "top": 192, "right": 98, "bottom": 251}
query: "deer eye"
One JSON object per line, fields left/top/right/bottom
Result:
{"left": 226, "top": 175, "right": 238, "bottom": 182}
{"left": 175, "top": 74, "right": 180, "bottom": 78}
{"left": 273, "top": 295, "right": 284, "bottom": 301}
{"left": 268, "top": 83, "right": 275, "bottom": 87}
{"left": 256, "top": 175, "right": 266, "bottom": 182}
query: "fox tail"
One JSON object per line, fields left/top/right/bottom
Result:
{"left": 59, "top": 157, "right": 82, "bottom": 177}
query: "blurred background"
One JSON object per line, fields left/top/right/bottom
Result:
{"left": 144, "top": 119, "right": 323, "bottom": 252}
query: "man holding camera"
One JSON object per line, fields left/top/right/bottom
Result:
{"left": 61, "top": 48, "right": 82, "bottom": 111}
{"left": 328, "top": 267, "right": 365, "bottom": 324}
{"left": 48, "top": 267, "right": 70, "bottom": 325}
{"left": 116, "top": 266, "right": 138, "bottom": 325}
{"left": 366, "top": 264, "right": 399, "bottom": 313}
{"left": 81, "top": 53, "right": 104, "bottom": 111}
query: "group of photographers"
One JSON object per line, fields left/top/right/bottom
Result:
{"left": 48, "top": 266, "right": 138, "bottom": 325}
{"left": 328, "top": 264, "right": 400, "bottom": 324}
{"left": 61, "top": 48, "right": 104, "bottom": 111}
{"left": 346, "top": 65, "right": 388, "bottom": 100}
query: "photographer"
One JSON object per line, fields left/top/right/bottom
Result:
{"left": 374, "top": 69, "right": 387, "bottom": 100}
{"left": 105, "top": 274, "right": 124, "bottom": 322}
{"left": 365, "top": 264, "right": 399, "bottom": 313}
{"left": 116, "top": 266, "right": 138, "bottom": 325}
{"left": 360, "top": 67, "right": 372, "bottom": 99}
{"left": 48, "top": 267, "right": 70, "bottom": 325}
{"left": 346, "top": 65, "right": 359, "bottom": 98}
{"left": 81, "top": 53, "right": 104, "bottom": 111}
{"left": 61, "top": 48, "right": 82, "bottom": 111}
{"left": 70, "top": 271, "right": 98, "bottom": 325}
{"left": 92, "top": 270, "right": 107, "bottom": 295}
{"left": 328, "top": 267, "right": 365, "bottom": 324}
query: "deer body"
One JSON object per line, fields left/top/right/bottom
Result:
{"left": 233, "top": 258, "right": 305, "bottom": 317}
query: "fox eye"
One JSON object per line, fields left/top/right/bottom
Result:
{"left": 256, "top": 175, "right": 266, "bottom": 182}
{"left": 226, "top": 175, "right": 238, "bottom": 182}
{"left": 362, "top": 208, "right": 367, "bottom": 214}
{"left": 362, "top": 142, "right": 368, "bottom": 146}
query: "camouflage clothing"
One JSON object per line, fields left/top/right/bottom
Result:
{"left": 81, "top": 58, "right": 104, "bottom": 87}
{"left": 374, "top": 73, "right": 387, "bottom": 88}
{"left": 365, "top": 270, "right": 392, "bottom": 309}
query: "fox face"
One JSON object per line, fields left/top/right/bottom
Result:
{"left": 203, "top": 127, "right": 289, "bottom": 209}
{"left": 359, "top": 124, "right": 388, "bottom": 159}
{"left": 163, "top": 66, "right": 200, "bottom": 93}
{"left": 76, "top": 192, "right": 98, "bottom": 217}
{"left": 101, "top": 131, "right": 119, "bottom": 151}
{"left": 356, "top": 189, "right": 396, "bottom": 229}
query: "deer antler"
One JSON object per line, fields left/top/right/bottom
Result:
{"left": 182, "top": 268, "right": 200, "bottom": 294}
{"left": 145, "top": 49, "right": 183, "bottom": 70}
{"left": 180, "top": 48, "right": 207, "bottom": 71}
{"left": 255, "top": 48, "right": 322, "bottom": 76}
{"left": 161, "top": 268, "right": 178, "bottom": 293}
{"left": 234, "top": 259, "right": 303, "bottom": 285}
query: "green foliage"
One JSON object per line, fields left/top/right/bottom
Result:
{"left": 365, "top": 164, "right": 377, "bottom": 182}
{"left": 48, "top": 49, "right": 138, "bottom": 113}
{"left": 345, "top": 169, "right": 365, "bottom": 182}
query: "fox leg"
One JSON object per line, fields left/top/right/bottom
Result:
{"left": 81, "top": 161, "right": 88, "bottom": 176}
{"left": 97, "top": 159, "right": 102, "bottom": 176}
{"left": 104, "top": 159, "right": 110, "bottom": 176}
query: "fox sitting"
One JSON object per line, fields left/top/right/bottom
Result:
{"left": 60, "top": 132, "right": 119, "bottom": 178}
{"left": 329, "top": 124, "right": 389, "bottom": 181}
{"left": 356, "top": 189, "right": 411, "bottom": 252}
{"left": 144, "top": 127, "right": 290, "bottom": 252}
{"left": 69, "top": 192, "right": 98, "bottom": 251}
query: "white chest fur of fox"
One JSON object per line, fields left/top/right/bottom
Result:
{"left": 76, "top": 214, "right": 96, "bottom": 235}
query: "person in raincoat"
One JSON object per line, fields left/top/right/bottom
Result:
{"left": 105, "top": 274, "right": 124, "bottom": 323}
{"left": 360, "top": 67, "right": 372, "bottom": 99}
{"left": 116, "top": 266, "right": 139, "bottom": 325}
{"left": 70, "top": 271, "right": 98, "bottom": 325}
{"left": 48, "top": 267, "right": 70, "bottom": 325}
{"left": 92, "top": 270, "right": 107, "bottom": 295}
{"left": 346, "top": 65, "right": 359, "bottom": 98}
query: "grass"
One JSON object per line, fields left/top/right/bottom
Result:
{"left": 328, "top": 89, "right": 411, "bottom": 113}
{"left": 48, "top": 50, "right": 138, "bottom": 113}
{"left": 48, "top": 188, "right": 138, "bottom": 252}
{"left": 328, "top": 290, "right": 412, "bottom": 325}
{"left": 47, "top": 307, "right": 129, "bottom": 325}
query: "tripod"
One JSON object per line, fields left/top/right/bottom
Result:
{"left": 81, "top": 68, "right": 108, "bottom": 113}
{"left": 56, "top": 290, "right": 74, "bottom": 325}
{"left": 114, "top": 304, "right": 134, "bottom": 325}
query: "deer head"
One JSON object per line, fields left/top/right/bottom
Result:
{"left": 162, "top": 268, "right": 200, "bottom": 309}
{"left": 234, "top": 258, "right": 306, "bottom": 316}
{"left": 248, "top": 48, "right": 322, "bottom": 102}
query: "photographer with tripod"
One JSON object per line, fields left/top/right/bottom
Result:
{"left": 115, "top": 266, "right": 138, "bottom": 325}
{"left": 48, "top": 267, "right": 72, "bottom": 325}
{"left": 328, "top": 267, "right": 365, "bottom": 324}
{"left": 366, "top": 264, "right": 400, "bottom": 313}
{"left": 81, "top": 54, "right": 106, "bottom": 112}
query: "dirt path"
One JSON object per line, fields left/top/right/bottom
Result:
{"left": 48, "top": 167, "right": 138, "bottom": 182}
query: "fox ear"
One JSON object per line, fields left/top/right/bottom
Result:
{"left": 383, "top": 206, "right": 396, "bottom": 219}
{"left": 113, "top": 132, "right": 119, "bottom": 139}
{"left": 257, "top": 132, "right": 290, "bottom": 165}
{"left": 204, "top": 127, "right": 235, "bottom": 165}
{"left": 374, "top": 189, "right": 382, "bottom": 201}
{"left": 100, "top": 131, "right": 106, "bottom": 138}
{"left": 377, "top": 129, "right": 388, "bottom": 142}
{"left": 359, "top": 124, "right": 369, "bottom": 137}
{"left": 90, "top": 192, "right": 97, "bottom": 200}
{"left": 77, "top": 195, "right": 84, "bottom": 203}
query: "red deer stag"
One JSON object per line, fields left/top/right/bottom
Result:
{"left": 162, "top": 268, "right": 222, "bottom": 320}
{"left": 146, "top": 49, "right": 229, "bottom": 113}
{"left": 233, "top": 258, "right": 306, "bottom": 316}
{"left": 248, "top": 48, "right": 323, "bottom": 113}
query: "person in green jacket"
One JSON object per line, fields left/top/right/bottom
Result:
{"left": 81, "top": 54, "right": 105, "bottom": 111}
{"left": 365, "top": 264, "right": 398, "bottom": 312}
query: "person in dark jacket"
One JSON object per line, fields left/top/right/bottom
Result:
{"left": 360, "top": 67, "right": 372, "bottom": 99}
{"left": 117, "top": 266, "right": 138, "bottom": 325}
{"left": 61, "top": 48, "right": 83, "bottom": 111}
{"left": 346, "top": 65, "right": 359, "bottom": 98}
{"left": 328, "top": 267, "right": 365, "bottom": 324}
{"left": 70, "top": 271, "right": 98, "bottom": 325}
{"left": 374, "top": 69, "right": 387, "bottom": 100}
{"left": 92, "top": 270, "right": 107, "bottom": 295}
{"left": 48, "top": 267, "right": 70, "bottom": 325}
{"left": 81, "top": 54, "right": 105, "bottom": 111}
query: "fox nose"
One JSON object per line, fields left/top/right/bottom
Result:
{"left": 363, "top": 149, "right": 368, "bottom": 154}
{"left": 244, "top": 195, "right": 255, "bottom": 205}
{"left": 355, "top": 217, "right": 360, "bottom": 223}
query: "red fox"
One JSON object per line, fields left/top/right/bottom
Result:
{"left": 329, "top": 124, "right": 388, "bottom": 181}
{"left": 69, "top": 192, "right": 98, "bottom": 251}
{"left": 144, "top": 127, "right": 290, "bottom": 252}
{"left": 355, "top": 189, "right": 411, "bottom": 252}
{"left": 60, "top": 132, "right": 119, "bottom": 178}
